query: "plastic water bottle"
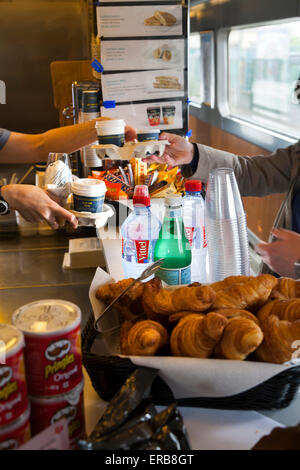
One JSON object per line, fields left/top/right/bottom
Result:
{"left": 121, "top": 185, "right": 161, "bottom": 279}
{"left": 183, "top": 180, "right": 207, "bottom": 283}
{"left": 154, "top": 195, "right": 191, "bottom": 285}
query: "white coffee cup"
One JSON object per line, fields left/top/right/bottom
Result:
{"left": 72, "top": 178, "right": 106, "bottom": 213}
{"left": 95, "top": 119, "right": 125, "bottom": 147}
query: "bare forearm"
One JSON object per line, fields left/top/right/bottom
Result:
{"left": 40, "top": 120, "right": 99, "bottom": 156}
{"left": 0, "top": 119, "right": 105, "bottom": 164}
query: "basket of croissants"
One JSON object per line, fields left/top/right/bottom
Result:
{"left": 82, "top": 273, "right": 300, "bottom": 410}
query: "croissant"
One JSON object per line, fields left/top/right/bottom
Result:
{"left": 212, "top": 274, "right": 278, "bottom": 312}
{"left": 96, "top": 277, "right": 162, "bottom": 320}
{"left": 271, "top": 278, "right": 300, "bottom": 300}
{"left": 257, "top": 299, "right": 300, "bottom": 323}
{"left": 120, "top": 319, "right": 168, "bottom": 356}
{"left": 170, "top": 312, "right": 228, "bottom": 358}
{"left": 214, "top": 317, "right": 263, "bottom": 360}
{"left": 212, "top": 308, "right": 260, "bottom": 325}
{"left": 256, "top": 315, "right": 300, "bottom": 363}
{"left": 143, "top": 283, "right": 216, "bottom": 319}
{"left": 210, "top": 276, "right": 252, "bottom": 293}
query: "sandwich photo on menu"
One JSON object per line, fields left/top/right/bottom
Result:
{"left": 153, "top": 75, "right": 183, "bottom": 90}
{"left": 144, "top": 11, "right": 177, "bottom": 26}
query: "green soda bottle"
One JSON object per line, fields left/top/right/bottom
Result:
{"left": 154, "top": 195, "right": 191, "bottom": 285}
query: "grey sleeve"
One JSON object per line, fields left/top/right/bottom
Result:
{"left": 183, "top": 141, "right": 300, "bottom": 197}
{"left": 0, "top": 128, "right": 11, "bottom": 151}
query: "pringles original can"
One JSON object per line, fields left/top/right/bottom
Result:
{"left": 29, "top": 380, "right": 85, "bottom": 449}
{"left": 0, "top": 324, "right": 28, "bottom": 427}
{"left": 0, "top": 406, "right": 31, "bottom": 450}
{"left": 12, "top": 300, "right": 82, "bottom": 397}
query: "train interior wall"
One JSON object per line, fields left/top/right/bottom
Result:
{"left": 189, "top": 114, "right": 285, "bottom": 241}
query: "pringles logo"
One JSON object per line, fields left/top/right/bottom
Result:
{"left": 0, "top": 366, "right": 18, "bottom": 401}
{"left": 44, "top": 340, "right": 75, "bottom": 379}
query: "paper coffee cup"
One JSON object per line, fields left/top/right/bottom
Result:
{"left": 137, "top": 129, "right": 160, "bottom": 142}
{"left": 71, "top": 178, "right": 106, "bottom": 213}
{"left": 95, "top": 120, "right": 125, "bottom": 147}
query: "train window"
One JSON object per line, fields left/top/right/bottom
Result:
{"left": 189, "top": 31, "right": 215, "bottom": 107}
{"left": 189, "top": 32, "right": 202, "bottom": 105}
{"left": 228, "top": 20, "right": 300, "bottom": 139}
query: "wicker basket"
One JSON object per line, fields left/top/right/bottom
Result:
{"left": 82, "top": 313, "right": 300, "bottom": 410}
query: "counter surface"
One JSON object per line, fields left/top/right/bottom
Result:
{"left": 1, "top": 226, "right": 300, "bottom": 450}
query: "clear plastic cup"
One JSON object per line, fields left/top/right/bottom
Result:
{"left": 205, "top": 168, "right": 250, "bottom": 282}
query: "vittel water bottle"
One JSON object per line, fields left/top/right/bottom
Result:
{"left": 183, "top": 180, "right": 207, "bottom": 283}
{"left": 154, "top": 195, "right": 191, "bottom": 285}
{"left": 121, "top": 185, "right": 161, "bottom": 279}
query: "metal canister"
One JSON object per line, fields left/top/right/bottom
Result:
{"left": 0, "top": 324, "right": 28, "bottom": 427}
{"left": 12, "top": 299, "right": 82, "bottom": 397}
{"left": 81, "top": 89, "right": 100, "bottom": 120}
{"left": 0, "top": 405, "right": 31, "bottom": 450}
{"left": 29, "top": 379, "right": 85, "bottom": 449}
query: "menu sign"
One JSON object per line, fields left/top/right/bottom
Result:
{"left": 101, "top": 39, "right": 185, "bottom": 72}
{"left": 97, "top": 5, "right": 183, "bottom": 38}
{"left": 100, "top": 101, "right": 183, "bottom": 131}
{"left": 101, "top": 69, "right": 185, "bottom": 103}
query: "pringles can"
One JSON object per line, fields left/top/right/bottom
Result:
{"left": 0, "top": 406, "right": 31, "bottom": 450}
{"left": 29, "top": 380, "right": 85, "bottom": 449}
{"left": 12, "top": 300, "right": 82, "bottom": 397}
{"left": 0, "top": 324, "right": 28, "bottom": 427}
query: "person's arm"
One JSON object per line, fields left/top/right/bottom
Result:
{"left": 0, "top": 119, "right": 137, "bottom": 164}
{"left": 1, "top": 184, "right": 78, "bottom": 230}
{"left": 144, "top": 132, "right": 300, "bottom": 198}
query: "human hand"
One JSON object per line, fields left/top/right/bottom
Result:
{"left": 256, "top": 228, "right": 300, "bottom": 277}
{"left": 2, "top": 184, "right": 78, "bottom": 230}
{"left": 142, "top": 132, "right": 194, "bottom": 166}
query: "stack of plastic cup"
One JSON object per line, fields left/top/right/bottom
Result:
{"left": 205, "top": 167, "right": 250, "bottom": 282}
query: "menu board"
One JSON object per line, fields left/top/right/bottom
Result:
{"left": 100, "top": 101, "right": 183, "bottom": 131}
{"left": 101, "top": 69, "right": 185, "bottom": 102}
{"left": 97, "top": 5, "right": 183, "bottom": 38}
{"left": 101, "top": 39, "right": 185, "bottom": 72}
{"left": 96, "top": 1, "right": 189, "bottom": 135}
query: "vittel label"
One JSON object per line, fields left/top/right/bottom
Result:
{"left": 134, "top": 240, "right": 150, "bottom": 264}
{"left": 185, "top": 227, "right": 195, "bottom": 247}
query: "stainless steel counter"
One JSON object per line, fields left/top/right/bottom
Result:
{"left": 0, "top": 230, "right": 96, "bottom": 328}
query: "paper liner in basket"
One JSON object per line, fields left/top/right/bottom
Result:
{"left": 89, "top": 267, "right": 300, "bottom": 400}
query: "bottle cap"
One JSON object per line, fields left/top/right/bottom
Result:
{"left": 133, "top": 185, "right": 150, "bottom": 207}
{"left": 165, "top": 195, "right": 182, "bottom": 207}
{"left": 185, "top": 180, "right": 202, "bottom": 192}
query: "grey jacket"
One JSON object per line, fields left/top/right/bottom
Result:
{"left": 182, "top": 140, "right": 300, "bottom": 276}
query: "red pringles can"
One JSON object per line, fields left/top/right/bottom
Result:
{"left": 0, "top": 324, "right": 29, "bottom": 427}
{"left": 12, "top": 299, "right": 82, "bottom": 397}
{"left": 0, "top": 406, "right": 31, "bottom": 450}
{"left": 29, "top": 380, "right": 85, "bottom": 449}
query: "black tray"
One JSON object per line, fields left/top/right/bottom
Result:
{"left": 82, "top": 313, "right": 300, "bottom": 410}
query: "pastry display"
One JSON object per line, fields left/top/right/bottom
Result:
{"left": 95, "top": 274, "right": 300, "bottom": 364}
